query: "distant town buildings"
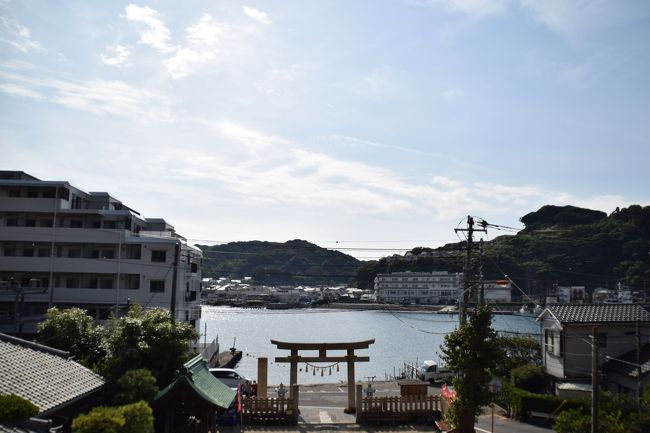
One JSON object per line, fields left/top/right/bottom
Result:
{"left": 374, "top": 271, "right": 462, "bottom": 304}
{"left": 0, "top": 171, "right": 202, "bottom": 334}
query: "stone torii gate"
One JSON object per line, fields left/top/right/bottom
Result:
{"left": 271, "top": 339, "right": 375, "bottom": 413}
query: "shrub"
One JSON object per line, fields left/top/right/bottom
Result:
{"left": 554, "top": 408, "right": 590, "bottom": 433}
{"left": 510, "top": 364, "right": 549, "bottom": 393}
{"left": 495, "top": 382, "right": 587, "bottom": 419}
{"left": 72, "top": 401, "right": 153, "bottom": 433}
{"left": 114, "top": 369, "right": 159, "bottom": 405}
{"left": 72, "top": 406, "right": 124, "bottom": 433}
{"left": 0, "top": 394, "right": 39, "bottom": 423}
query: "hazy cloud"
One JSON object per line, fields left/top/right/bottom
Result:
{"left": 100, "top": 44, "right": 132, "bottom": 67}
{"left": 243, "top": 6, "right": 271, "bottom": 24}
{"left": 0, "top": 17, "right": 42, "bottom": 53}
{"left": 408, "top": 0, "right": 507, "bottom": 19}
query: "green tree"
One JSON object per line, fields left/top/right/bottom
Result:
{"left": 0, "top": 394, "right": 39, "bottom": 423}
{"left": 72, "top": 401, "right": 153, "bottom": 433}
{"left": 113, "top": 369, "right": 159, "bottom": 405}
{"left": 554, "top": 408, "right": 590, "bottom": 433}
{"left": 495, "top": 335, "right": 541, "bottom": 377}
{"left": 72, "top": 406, "right": 125, "bottom": 433}
{"left": 441, "top": 305, "right": 503, "bottom": 433}
{"left": 510, "top": 364, "right": 549, "bottom": 393}
{"left": 102, "top": 305, "right": 198, "bottom": 384}
{"left": 36, "top": 307, "right": 105, "bottom": 366}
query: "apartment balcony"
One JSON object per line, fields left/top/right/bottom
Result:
{"left": 0, "top": 227, "right": 125, "bottom": 243}
{"left": 0, "top": 197, "right": 66, "bottom": 213}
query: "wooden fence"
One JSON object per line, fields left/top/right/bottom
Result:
{"left": 241, "top": 396, "right": 298, "bottom": 425}
{"left": 356, "top": 388, "right": 443, "bottom": 424}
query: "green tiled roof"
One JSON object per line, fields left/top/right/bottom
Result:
{"left": 155, "top": 355, "right": 236, "bottom": 410}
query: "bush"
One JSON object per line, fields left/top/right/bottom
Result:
{"left": 114, "top": 369, "right": 159, "bottom": 405}
{"left": 495, "top": 382, "right": 587, "bottom": 419}
{"left": 0, "top": 394, "right": 39, "bottom": 423}
{"left": 72, "top": 401, "right": 153, "bottom": 433}
{"left": 554, "top": 408, "right": 590, "bottom": 433}
{"left": 72, "top": 406, "right": 124, "bottom": 433}
{"left": 511, "top": 364, "right": 549, "bottom": 393}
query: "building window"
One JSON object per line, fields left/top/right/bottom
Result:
{"left": 103, "top": 221, "right": 116, "bottom": 229}
{"left": 101, "top": 250, "right": 115, "bottom": 259}
{"left": 38, "top": 247, "right": 51, "bottom": 257}
{"left": 70, "top": 220, "right": 83, "bottom": 228}
{"left": 125, "top": 244, "right": 141, "bottom": 259}
{"left": 25, "top": 219, "right": 36, "bottom": 227}
{"left": 6, "top": 217, "right": 18, "bottom": 226}
{"left": 598, "top": 332, "right": 607, "bottom": 348}
{"left": 66, "top": 278, "right": 81, "bottom": 288}
{"left": 151, "top": 250, "right": 167, "bottom": 262}
{"left": 68, "top": 249, "right": 81, "bottom": 258}
{"left": 150, "top": 280, "right": 165, "bottom": 292}
{"left": 544, "top": 330, "right": 555, "bottom": 353}
{"left": 40, "top": 219, "right": 53, "bottom": 227}
{"left": 99, "top": 278, "right": 114, "bottom": 290}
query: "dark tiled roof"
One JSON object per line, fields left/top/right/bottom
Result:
{"left": 156, "top": 355, "right": 236, "bottom": 410}
{"left": 0, "top": 333, "right": 105, "bottom": 415}
{"left": 603, "top": 343, "right": 650, "bottom": 379}
{"left": 543, "top": 304, "right": 650, "bottom": 324}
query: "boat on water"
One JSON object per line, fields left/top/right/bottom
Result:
{"left": 514, "top": 303, "right": 543, "bottom": 317}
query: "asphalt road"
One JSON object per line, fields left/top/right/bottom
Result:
{"left": 267, "top": 381, "right": 553, "bottom": 433}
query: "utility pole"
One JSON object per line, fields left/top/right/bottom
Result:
{"left": 592, "top": 326, "right": 599, "bottom": 433}
{"left": 455, "top": 216, "right": 486, "bottom": 325}
{"left": 479, "top": 239, "right": 485, "bottom": 305}
{"left": 170, "top": 242, "right": 180, "bottom": 326}
{"left": 637, "top": 320, "right": 642, "bottom": 415}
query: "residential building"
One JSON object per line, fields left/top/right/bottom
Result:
{"left": 537, "top": 304, "right": 650, "bottom": 395}
{"left": 546, "top": 284, "right": 586, "bottom": 304}
{"left": 374, "top": 271, "right": 462, "bottom": 304}
{"left": 0, "top": 171, "right": 202, "bottom": 334}
{"left": 473, "top": 280, "right": 513, "bottom": 303}
{"left": 0, "top": 332, "right": 105, "bottom": 432}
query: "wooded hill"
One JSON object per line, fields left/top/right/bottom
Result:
{"left": 198, "top": 239, "right": 361, "bottom": 285}
{"left": 355, "top": 205, "right": 650, "bottom": 296}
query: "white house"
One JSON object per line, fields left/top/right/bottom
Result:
{"left": 0, "top": 171, "right": 202, "bottom": 334}
{"left": 537, "top": 303, "right": 650, "bottom": 396}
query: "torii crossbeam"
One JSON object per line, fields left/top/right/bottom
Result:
{"left": 271, "top": 339, "right": 375, "bottom": 413}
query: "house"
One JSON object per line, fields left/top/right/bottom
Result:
{"left": 0, "top": 332, "right": 105, "bottom": 432}
{"left": 537, "top": 304, "right": 650, "bottom": 395}
{"left": 374, "top": 271, "right": 462, "bottom": 304}
{"left": 0, "top": 171, "right": 202, "bottom": 334}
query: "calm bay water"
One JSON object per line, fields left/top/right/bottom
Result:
{"left": 201, "top": 306, "right": 539, "bottom": 385}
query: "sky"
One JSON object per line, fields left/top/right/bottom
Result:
{"left": 1, "top": 0, "right": 649, "bottom": 260}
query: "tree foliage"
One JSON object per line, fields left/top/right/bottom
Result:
{"left": 495, "top": 335, "right": 541, "bottom": 377}
{"left": 0, "top": 394, "right": 39, "bottom": 423}
{"left": 36, "top": 307, "right": 105, "bottom": 366}
{"left": 510, "top": 364, "right": 549, "bottom": 393}
{"left": 72, "top": 401, "right": 153, "bottom": 433}
{"left": 441, "top": 305, "right": 502, "bottom": 432}
{"left": 113, "top": 369, "right": 159, "bottom": 405}
{"left": 199, "top": 239, "right": 361, "bottom": 285}
{"left": 101, "top": 305, "right": 198, "bottom": 385}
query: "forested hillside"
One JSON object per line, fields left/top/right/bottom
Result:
{"left": 356, "top": 205, "right": 650, "bottom": 295}
{"left": 198, "top": 239, "right": 360, "bottom": 285}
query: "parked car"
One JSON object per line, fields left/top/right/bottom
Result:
{"left": 209, "top": 368, "right": 248, "bottom": 389}
{"left": 416, "top": 360, "right": 454, "bottom": 383}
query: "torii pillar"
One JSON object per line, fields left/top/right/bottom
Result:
{"left": 271, "top": 339, "right": 374, "bottom": 413}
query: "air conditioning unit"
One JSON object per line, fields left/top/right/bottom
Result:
{"left": 29, "top": 278, "right": 42, "bottom": 288}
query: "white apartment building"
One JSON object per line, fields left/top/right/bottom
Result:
{"left": 374, "top": 271, "right": 462, "bottom": 304}
{"left": 480, "top": 280, "right": 513, "bottom": 303}
{"left": 0, "top": 171, "right": 202, "bottom": 334}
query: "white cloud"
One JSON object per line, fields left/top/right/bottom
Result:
{"left": 0, "top": 69, "right": 171, "bottom": 121}
{"left": 408, "top": 0, "right": 507, "bottom": 19}
{"left": 124, "top": 4, "right": 173, "bottom": 53}
{"left": 0, "top": 17, "right": 43, "bottom": 53}
{"left": 100, "top": 44, "right": 132, "bottom": 67}
{"left": 165, "top": 14, "right": 221, "bottom": 79}
{"left": 243, "top": 6, "right": 271, "bottom": 24}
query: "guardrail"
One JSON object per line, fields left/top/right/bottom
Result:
{"left": 241, "top": 396, "right": 298, "bottom": 425}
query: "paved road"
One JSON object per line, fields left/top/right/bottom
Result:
{"left": 264, "top": 381, "right": 553, "bottom": 433}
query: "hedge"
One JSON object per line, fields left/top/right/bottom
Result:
{"left": 495, "top": 382, "right": 588, "bottom": 419}
{"left": 0, "top": 394, "right": 39, "bottom": 423}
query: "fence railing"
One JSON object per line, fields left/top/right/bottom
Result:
{"left": 356, "top": 388, "right": 443, "bottom": 424}
{"left": 241, "top": 396, "right": 298, "bottom": 425}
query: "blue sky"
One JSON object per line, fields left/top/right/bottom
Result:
{"left": 1, "top": 0, "right": 649, "bottom": 259}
